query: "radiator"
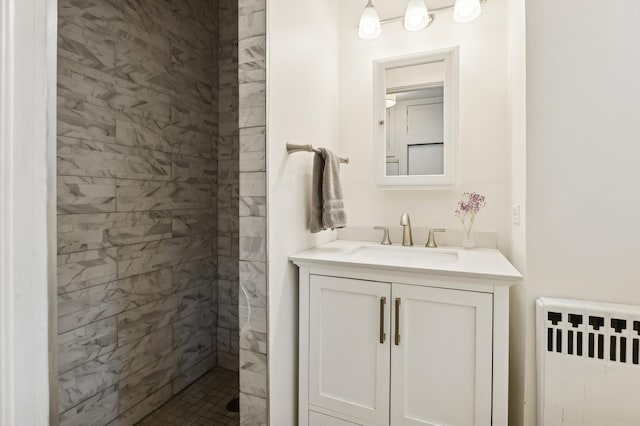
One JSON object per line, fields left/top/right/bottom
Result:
{"left": 536, "top": 297, "right": 640, "bottom": 426}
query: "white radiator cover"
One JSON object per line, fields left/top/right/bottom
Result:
{"left": 536, "top": 297, "right": 640, "bottom": 425}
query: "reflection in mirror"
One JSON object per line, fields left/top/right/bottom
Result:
{"left": 386, "top": 85, "right": 444, "bottom": 176}
{"left": 374, "top": 48, "right": 458, "bottom": 188}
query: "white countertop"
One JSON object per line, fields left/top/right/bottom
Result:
{"left": 289, "top": 240, "right": 522, "bottom": 281}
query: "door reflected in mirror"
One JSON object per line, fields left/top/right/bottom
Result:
{"left": 374, "top": 48, "right": 458, "bottom": 188}
{"left": 385, "top": 85, "right": 444, "bottom": 176}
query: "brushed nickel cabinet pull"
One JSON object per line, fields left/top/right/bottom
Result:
{"left": 379, "top": 297, "right": 386, "bottom": 344}
{"left": 395, "top": 297, "right": 401, "bottom": 345}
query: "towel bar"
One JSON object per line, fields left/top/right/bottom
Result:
{"left": 286, "top": 143, "right": 349, "bottom": 164}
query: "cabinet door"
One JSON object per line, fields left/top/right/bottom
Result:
{"left": 390, "top": 284, "right": 493, "bottom": 426}
{"left": 309, "top": 275, "right": 391, "bottom": 425}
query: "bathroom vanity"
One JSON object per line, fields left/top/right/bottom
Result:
{"left": 290, "top": 240, "right": 520, "bottom": 426}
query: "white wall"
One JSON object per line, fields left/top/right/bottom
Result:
{"left": 338, "top": 0, "right": 511, "bottom": 252}
{"left": 266, "top": 0, "right": 340, "bottom": 424}
{"left": 520, "top": 1, "right": 640, "bottom": 424}
{"left": 0, "top": 0, "right": 56, "bottom": 424}
{"left": 507, "top": 0, "right": 527, "bottom": 424}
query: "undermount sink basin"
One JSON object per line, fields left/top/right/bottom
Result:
{"left": 348, "top": 245, "right": 459, "bottom": 266}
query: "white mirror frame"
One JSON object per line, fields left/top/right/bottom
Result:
{"left": 373, "top": 47, "right": 459, "bottom": 189}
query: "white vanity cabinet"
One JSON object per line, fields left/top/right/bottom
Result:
{"left": 291, "top": 241, "right": 520, "bottom": 426}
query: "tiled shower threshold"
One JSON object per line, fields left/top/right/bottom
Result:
{"left": 137, "top": 368, "right": 239, "bottom": 425}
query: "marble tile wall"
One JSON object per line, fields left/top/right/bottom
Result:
{"left": 56, "top": 1, "right": 226, "bottom": 425}
{"left": 237, "top": 0, "right": 268, "bottom": 424}
{"left": 217, "top": 0, "right": 241, "bottom": 372}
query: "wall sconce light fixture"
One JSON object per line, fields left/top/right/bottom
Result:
{"left": 358, "top": 0, "right": 484, "bottom": 40}
{"left": 358, "top": 0, "right": 382, "bottom": 40}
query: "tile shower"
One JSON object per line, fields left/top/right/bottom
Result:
{"left": 55, "top": 0, "right": 240, "bottom": 424}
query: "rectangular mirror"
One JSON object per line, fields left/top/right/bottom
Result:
{"left": 373, "top": 48, "right": 459, "bottom": 188}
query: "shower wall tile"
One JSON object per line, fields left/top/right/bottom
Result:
{"left": 58, "top": 98, "right": 116, "bottom": 143}
{"left": 218, "top": 351, "right": 239, "bottom": 371}
{"left": 117, "top": 351, "right": 179, "bottom": 412}
{"left": 57, "top": 211, "right": 172, "bottom": 254}
{"left": 171, "top": 209, "right": 216, "bottom": 237}
{"left": 239, "top": 237, "right": 266, "bottom": 262}
{"left": 57, "top": 317, "right": 117, "bottom": 374}
{"left": 239, "top": 216, "right": 265, "bottom": 238}
{"left": 238, "top": 0, "right": 266, "bottom": 14}
{"left": 239, "top": 261, "right": 266, "bottom": 308}
{"left": 117, "top": 295, "right": 179, "bottom": 346}
{"left": 240, "top": 329, "right": 267, "bottom": 355}
{"left": 172, "top": 353, "right": 216, "bottom": 394}
{"left": 238, "top": 81, "right": 265, "bottom": 107}
{"left": 239, "top": 349, "right": 267, "bottom": 398}
{"left": 172, "top": 258, "right": 217, "bottom": 293}
{"left": 57, "top": 248, "right": 117, "bottom": 294}
{"left": 173, "top": 310, "right": 215, "bottom": 349}
{"left": 238, "top": 36, "right": 266, "bottom": 84}
{"left": 108, "top": 79, "right": 171, "bottom": 122}
{"left": 58, "top": 58, "right": 116, "bottom": 109}
{"left": 58, "top": 269, "right": 173, "bottom": 334}
{"left": 218, "top": 279, "right": 239, "bottom": 306}
{"left": 117, "top": 235, "right": 212, "bottom": 279}
{"left": 115, "top": 179, "right": 211, "bottom": 212}
{"left": 57, "top": 136, "right": 172, "bottom": 181}
{"left": 218, "top": 255, "right": 240, "bottom": 281}
{"left": 239, "top": 393, "right": 268, "bottom": 426}
{"left": 175, "top": 331, "right": 213, "bottom": 373}
{"left": 171, "top": 154, "right": 217, "bottom": 183}
{"left": 58, "top": 327, "right": 174, "bottom": 415}
{"left": 239, "top": 172, "right": 266, "bottom": 197}
{"left": 217, "top": 0, "right": 240, "bottom": 377}
{"left": 58, "top": 0, "right": 125, "bottom": 39}
{"left": 176, "top": 284, "right": 212, "bottom": 321}
{"left": 58, "top": 19, "right": 116, "bottom": 73}
{"left": 238, "top": 11, "right": 266, "bottom": 41}
{"left": 239, "top": 305, "right": 266, "bottom": 335}
{"left": 217, "top": 326, "right": 231, "bottom": 353}
{"left": 115, "top": 113, "right": 168, "bottom": 151}
{"left": 239, "top": 126, "right": 265, "bottom": 151}
{"left": 57, "top": 176, "right": 116, "bottom": 214}
{"left": 238, "top": 0, "right": 268, "bottom": 415}
{"left": 239, "top": 196, "right": 266, "bottom": 217}
{"left": 57, "top": 0, "right": 221, "bottom": 423}
{"left": 239, "top": 104, "right": 266, "bottom": 128}
{"left": 218, "top": 302, "right": 239, "bottom": 331}
{"left": 170, "top": 104, "right": 217, "bottom": 134}
{"left": 59, "top": 385, "right": 119, "bottom": 426}
{"left": 107, "top": 383, "right": 172, "bottom": 426}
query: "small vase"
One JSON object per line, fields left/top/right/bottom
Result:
{"left": 462, "top": 227, "right": 475, "bottom": 249}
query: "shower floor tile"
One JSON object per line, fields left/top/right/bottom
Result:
{"left": 137, "top": 367, "right": 239, "bottom": 426}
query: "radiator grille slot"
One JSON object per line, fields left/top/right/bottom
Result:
{"left": 537, "top": 297, "right": 640, "bottom": 425}
{"left": 544, "top": 310, "right": 640, "bottom": 364}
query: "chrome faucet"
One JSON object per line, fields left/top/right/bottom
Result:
{"left": 400, "top": 213, "right": 413, "bottom": 246}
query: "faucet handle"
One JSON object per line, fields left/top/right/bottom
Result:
{"left": 426, "top": 228, "right": 446, "bottom": 248}
{"left": 373, "top": 226, "right": 392, "bottom": 245}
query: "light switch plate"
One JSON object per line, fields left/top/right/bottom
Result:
{"left": 512, "top": 204, "right": 520, "bottom": 225}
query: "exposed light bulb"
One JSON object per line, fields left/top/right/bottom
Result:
{"left": 404, "top": 0, "right": 430, "bottom": 32}
{"left": 358, "top": 0, "right": 381, "bottom": 40}
{"left": 453, "top": 0, "right": 482, "bottom": 23}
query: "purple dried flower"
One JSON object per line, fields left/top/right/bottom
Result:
{"left": 455, "top": 192, "right": 486, "bottom": 234}
{"left": 455, "top": 192, "right": 486, "bottom": 216}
